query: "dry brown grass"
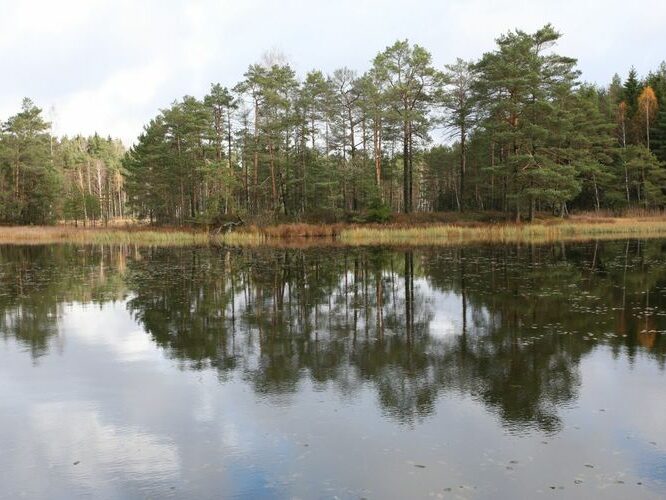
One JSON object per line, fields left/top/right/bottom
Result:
{"left": 3, "top": 215, "right": 666, "bottom": 247}
{"left": 0, "top": 226, "right": 209, "bottom": 246}
{"left": 339, "top": 217, "right": 666, "bottom": 246}
{"left": 258, "top": 223, "right": 342, "bottom": 239}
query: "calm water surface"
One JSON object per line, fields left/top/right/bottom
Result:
{"left": 1, "top": 241, "right": 665, "bottom": 499}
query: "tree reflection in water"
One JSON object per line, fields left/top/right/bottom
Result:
{"left": 1, "top": 241, "right": 665, "bottom": 431}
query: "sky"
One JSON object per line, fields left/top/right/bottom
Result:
{"left": 1, "top": 0, "right": 665, "bottom": 145}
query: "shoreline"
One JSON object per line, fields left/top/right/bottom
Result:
{"left": 2, "top": 216, "right": 666, "bottom": 247}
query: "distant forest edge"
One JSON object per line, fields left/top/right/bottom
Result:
{"left": 2, "top": 24, "right": 666, "bottom": 227}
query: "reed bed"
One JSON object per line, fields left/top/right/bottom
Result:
{"left": 3, "top": 217, "right": 666, "bottom": 247}
{"left": 210, "top": 223, "right": 341, "bottom": 246}
{"left": 0, "top": 226, "right": 210, "bottom": 246}
{"left": 339, "top": 218, "right": 666, "bottom": 246}
{"left": 258, "top": 223, "right": 342, "bottom": 239}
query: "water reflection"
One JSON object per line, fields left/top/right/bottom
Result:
{"left": 0, "top": 245, "right": 128, "bottom": 359}
{"left": 1, "top": 241, "right": 665, "bottom": 433}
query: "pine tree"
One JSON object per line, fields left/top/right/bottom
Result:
{"left": 0, "top": 98, "right": 61, "bottom": 224}
{"left": 372, "top": 40, "right": 437, "bottom": 213}
{"left": 568, "top": 86, "right": 617, "bottom": 211}
{"left": 474, "top": 24, "right": 581, "bottom": 220}
{"left": 623, "top": 145, "right": 666, "bottom": 207}
{"left": 440, "top": 58, "right": 476, "bottom": 211}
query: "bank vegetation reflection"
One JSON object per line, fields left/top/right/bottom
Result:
{"left": 1, "top": 241, "right": 665, "bottom": 432}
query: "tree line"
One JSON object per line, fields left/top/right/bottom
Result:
{"left": 0, "top": 98, "right": 125, "bottom": 225}
{"left": 3, "top": 24, "right": 666, "bottom": 225}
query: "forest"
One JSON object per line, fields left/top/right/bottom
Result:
{"left": 1, "top": 24, "right": 665, "bottom": 226}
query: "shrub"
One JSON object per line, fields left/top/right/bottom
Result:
{"left": 365, "top": 199, "right": 391, "bottom": 223}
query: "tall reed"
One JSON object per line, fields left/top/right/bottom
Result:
{"left": 339, "top": 218, "right": 666, "bottom": 246}
{"left": 2, "top": 217, "right": 666, "bottom": 247}
{"left": 0, "top": 226, "right": 209, "bottom": 246}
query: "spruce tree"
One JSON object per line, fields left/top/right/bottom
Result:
{"left": 650, "top": 108, "right": 666, "bottom": 163}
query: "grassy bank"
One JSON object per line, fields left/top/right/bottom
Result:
{"left": 0, "top": 226, "right": 210, "bottom": 246}
{"left": 338, "top": 217, "right": 666, "bottom": 246}
{"left": 2, "top": 216, "right": 666, "bottom": 247}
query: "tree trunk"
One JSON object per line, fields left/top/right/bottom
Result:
{"left": 374, "top": 117, "right": 382, "bottom": 196}
{"left": 407, "top": 121, "right": 414, "bottom": 213}
{"left": 226, "top": 107, "right": 233, "bottom": 215}
{"left": 459, "top": 124, "right": 466, "bottom": 212}
{"left": 253, "top": 99, "right": 259, "bottom": 213}
{"left": 402, "top": 118, "right": 411, "bottom": 214}
{"left": 268, "top": 141, "right": 278, "bottom": 210}
{"left": 593, "top": 174, "right": 600, "bottom": 212}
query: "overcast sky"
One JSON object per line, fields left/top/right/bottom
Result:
{"left": 2, "top": 0, "right": 665, "bottom": 145}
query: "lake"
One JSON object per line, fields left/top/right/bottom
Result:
{"left": 1, "top": 241, "right": 665, "bottom": 499}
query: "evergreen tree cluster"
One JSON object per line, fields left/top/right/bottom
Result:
{"left": 3, "top": 25, "right": 666, "bottom": 225}
{"left": 0, "top": 99, "right": 125, "bottom": 225}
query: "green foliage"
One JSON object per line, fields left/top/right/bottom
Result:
{"left": 623, "top": 67, "right": 640, "bottom": 117}
{"left": 650, "top": 109, "right": 666, "bottom": 163}
{"left": 0, "top": 99, "right": 62, "bottom": 224}
{"left": 0, "top": 98, "right": 126, "bottom": 226}
{"left": 365, "top": 197, "right": 392, "bottom": 223}
{"left": 623, "top": 145, "right": 666, "bottom": 207}
{"left": 372, "top": 40, "right": 437, "bottom": 213}
{"left": 116, "top": 29, "right": 666, "bottom": 222}
{"left": 4, "top": 28, "right": 665, "bottom": 226}
{"left": 472, "top": 24, "right": 583, "bottom": 218}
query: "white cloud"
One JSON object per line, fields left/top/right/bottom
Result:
{"left": 0, "top": 0, "right": 97, "bottom": 48}
{"left": 28, "top": 401, "right": 180, "bottom": 490}
{"left": 56, "top": 61, "right": 174, "bottom": 143}
{"left": 61, "top": 302, "right": 165, "bottom": 363}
